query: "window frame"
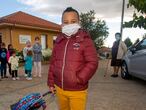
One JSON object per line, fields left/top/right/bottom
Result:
{"left": 135, "top": 38, "right": 146, "bottom": 51}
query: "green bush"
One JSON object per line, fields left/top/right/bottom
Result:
{"left": 13, "top": 49, "right": 24, "bottom": 63}
{"left": 42, "top": 48, "right": 52, "bottom": 61}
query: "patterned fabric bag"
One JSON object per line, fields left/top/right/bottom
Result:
{"left": 10, "top": 91, "right": 52, "bottom": 110}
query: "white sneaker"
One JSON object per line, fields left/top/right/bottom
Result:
{"left": 38, "top": 74, "right": 42, "bottom": 78}
{"left": 16, "top": 77, "right": 20, "bottom": 80}
{"left": 12, "top": 78, "right": 16, "bottom": 80}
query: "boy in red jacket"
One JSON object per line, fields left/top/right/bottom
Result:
{"left": 48, "top": 7, "right": 98, "bottom": 110}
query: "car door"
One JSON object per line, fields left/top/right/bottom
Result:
{"left": 128, "top": 38, "right": 146, "bottom": 78}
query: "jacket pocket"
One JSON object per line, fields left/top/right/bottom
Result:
{"left": 76, "top": 71, "right": 84, "bottom": 85}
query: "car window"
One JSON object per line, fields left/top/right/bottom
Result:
{"left": 136, "top": 39, "right": 146, "bottom": 50}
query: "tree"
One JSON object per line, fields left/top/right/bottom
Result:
{"left": 133, "top": 38, "right": 140, "bottom": 45}
{"left": 124, "top": 0, "right": 146, "bottom": 29}
{"left": 80, "top": 10, "right": 109, "bottom": 50}
{"left": 124, "top": 37, "right": 133, "bottom": 48}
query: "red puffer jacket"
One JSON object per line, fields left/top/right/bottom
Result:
{"left": 48, "top": 29, "right": 98, "bottom": 91}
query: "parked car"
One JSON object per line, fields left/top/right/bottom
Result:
{"left": 121, "top": 38, "right": 146, "bottom": 80}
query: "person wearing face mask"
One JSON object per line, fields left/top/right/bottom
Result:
{"left": 23, "top": 40, "right": 33, "bottom": 77}
{"left": 33, "top": 37, "right": 42, "bottom": 78}
{"left": 111, "top": 32, "right": 127, "bottom": 77}
{"left": 47, "top": 7, "right": 98, "bottom": 110}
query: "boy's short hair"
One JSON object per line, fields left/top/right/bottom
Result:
{"left": 35, "top": 36, "right": 40, "bottom": 41}
{"left": 62, "top": 7, "right": 79, "bottom": 21}
{"left": 115, "top": 32, "right": 121, "bottom": 37}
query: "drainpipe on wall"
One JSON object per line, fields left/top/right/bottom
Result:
{"left": 9, "top": 27, "right": 12, "bottom": 44}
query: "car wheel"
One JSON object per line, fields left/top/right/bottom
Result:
{"left": 121, "top": 62, "right": 130, "bottom": 79}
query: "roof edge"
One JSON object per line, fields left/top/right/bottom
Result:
{"left": 0, "top": 23, "right": 61, "bottom": 32}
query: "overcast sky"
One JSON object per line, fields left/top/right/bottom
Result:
{"left": 1, "top": 0, "right": 146, "bottom": 47}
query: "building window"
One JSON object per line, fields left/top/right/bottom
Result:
{"left": 19, "top": 35, "right": 31, "bottom": 44}
{"left": 41, "top": 35, "right": 47, "bottom": 49}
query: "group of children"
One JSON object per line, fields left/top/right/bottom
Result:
{"left": 0, "top": 36, "right": 42, "bottom": 81}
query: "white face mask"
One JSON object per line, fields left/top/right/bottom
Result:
{"left": 62, "top": 23, "right": 81, "bottom": 37}
{"left": 35, "top": 40, "right": 39, "bottom": 44}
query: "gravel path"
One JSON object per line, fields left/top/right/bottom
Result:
{"left": 0, "top": 60, "right": 146, "bottom": 110}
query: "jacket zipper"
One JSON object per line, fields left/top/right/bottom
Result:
{"left": 61, "top": 39, "right": 70, "bottom": 89}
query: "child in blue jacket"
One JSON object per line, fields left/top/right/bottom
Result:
{"left": 25, "top": 50, "right": 33, "bottom": 80}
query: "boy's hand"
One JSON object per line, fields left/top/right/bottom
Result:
{"left": 49, "top": 87, "right": 56, "bottom": 94}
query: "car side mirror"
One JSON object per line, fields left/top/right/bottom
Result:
{"left": 130, "top": 48, "right": 136, "bottom": 54}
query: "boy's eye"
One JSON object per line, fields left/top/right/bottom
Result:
{"left": 63, "top": 21, "right": 69, "bottom": 24}
{"left": 71, "top": 21, "right": 77, "bottom": 23}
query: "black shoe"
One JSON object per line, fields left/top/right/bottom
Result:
{"left": 4, "top": 76, "right": 8, "bottom": 78}
{"left": 111, "top": 74, "right": 118, "bottom": 77}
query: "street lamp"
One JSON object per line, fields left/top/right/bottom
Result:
{"left": 120, "top": 0, "right": 125, "bottom": 38}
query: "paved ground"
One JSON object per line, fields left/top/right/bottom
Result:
{"left": 0, "top": 60, "right": 146, "bottom": 110}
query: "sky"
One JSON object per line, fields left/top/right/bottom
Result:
{"left": 0, "top": 0, "right": 146, "bottom": 47}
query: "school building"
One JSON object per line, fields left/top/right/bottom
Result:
{"left": 0, "top": 11, "right": 61, "bottom": 51}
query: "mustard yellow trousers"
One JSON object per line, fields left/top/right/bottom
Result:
{"left": 55, "top": 85, "right": 87, "bottom": 110}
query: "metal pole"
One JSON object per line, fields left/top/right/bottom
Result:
{"left": 120, "top": 0, "right": 125, "bottom": 38}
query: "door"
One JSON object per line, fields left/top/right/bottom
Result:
{"left": 129, "top": 38, "right": 146, "bottom": 77}
{"left": 41, "top": 35, "right": 47, "bottom": 49}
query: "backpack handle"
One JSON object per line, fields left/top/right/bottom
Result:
{"left": 42, "top": 91, "right": 54, "bottom": 97}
